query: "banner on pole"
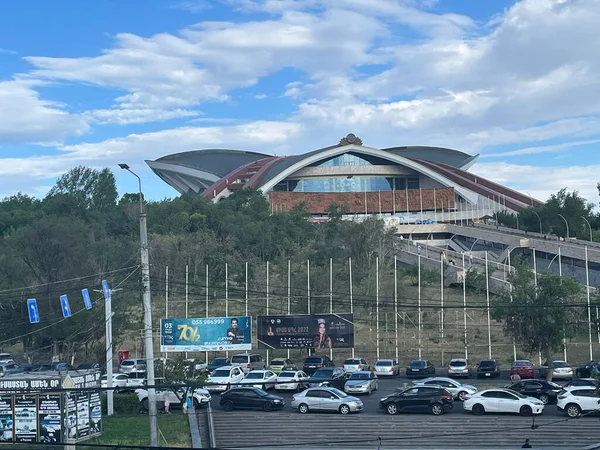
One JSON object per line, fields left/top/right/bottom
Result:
{"left": 257, "top": 314, "right": 354, "bottom": 349}
{"left": 160, "top": 316, "right": 252, "bottom": 352}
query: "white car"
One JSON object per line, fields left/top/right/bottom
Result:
{"left": 413, "top": 377, "right": 477, "bottom": 401}
{"left": 134, "top": 387, "right": 211, "bottom": 410}
{"left": 126, "top": 371, "right": 147, "bottom": 388}
{"left": 557, "top": 386, "right": 600, "bottom": 418}
{"left": 463, "top": 388, "right": 544, "bottom": 416}
{"left": 344, "top": 371, "right": 378, "bottom": 395}
{"left": 343, "top": 357, "right": 370, "bottom": 373}
{"left": 374, "top": 359, "right": 399, "bottom": 377}
{"left": 291, "top": 387, "right": 363, "bottom": 414}
{"left": 101, "top": 373, "right": 129, "bottom": 389}
{"left": 205, "top": 366, "right": 245, "bottom": 392}
{"left": 275, "top": 370, "right": 310, "bottom": 391}
{"left": 240, "top": 370, "right": 278, "bottom": 390}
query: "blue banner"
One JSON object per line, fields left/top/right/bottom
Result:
{"left": 160, "top": 316, "right": 252, "bottom": 352}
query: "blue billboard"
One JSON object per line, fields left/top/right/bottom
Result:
{"left": 160, "top": 316, "right": 252, "bottom": 352}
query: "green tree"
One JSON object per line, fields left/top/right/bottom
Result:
{"left": 492, "top": 260, "right": 583, "bottom": 380}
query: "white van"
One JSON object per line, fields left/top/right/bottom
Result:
{"left": 231, "top": 354, "right": 265, "bottom": 374}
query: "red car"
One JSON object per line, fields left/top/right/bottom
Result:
{"left": 511, "top": 360, "right": 534, "bottom": 379}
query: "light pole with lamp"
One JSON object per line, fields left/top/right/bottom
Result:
{"left": 582, "top": 217, "right": 593, "bottom": 242}
{"left": 532, "top": 210, "right": 542, "bottom": 234}
{"left": 557, "top": 214, "right": 569, "bottom": 239}
{"left": 118, "top": 163, "right": 158, "bottom": 447}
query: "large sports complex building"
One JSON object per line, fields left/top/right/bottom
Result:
{"left": 146, "top": 134, "right": 539, "bottom": 221}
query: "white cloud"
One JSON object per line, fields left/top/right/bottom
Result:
{"left": 484, "top": 139, "right": 600, "bottom": 158}
{"left": 84, "top": 108, "right": 200, "bottom": 125}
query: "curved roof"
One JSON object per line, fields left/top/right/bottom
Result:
{"left": 383, "top": 146, "right": 475, "bottom": 169}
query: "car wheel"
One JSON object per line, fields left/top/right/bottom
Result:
{"left": 222, "top": 401, "right": 234, "bottom": 412}
{"left": 566, "top": 403, "right": 581, "bottom": 418}
{"left": 458, "top": 391, "right": 468, "bottom": 401}
{"left": 538, "top": 394, "right": 550, "bottom": 405}
{"left": 339, "top": 404, "right": 351, "bottom": 415}
{"left": 386, "top": 403, "right": 398, "bottom": 415}
{"left": 430, "top": 403, "right": 444, "bottom": 415}
{"left": 520, "top": 405, "right": 533, "bottom": 416}
{"left": 263, "top": 402, "right": 274, "bottom": 412}
{"left": 472, "top": 404, "right": 485, "bottom": 415}
{"left": 141, "top": 399, "right": 148, "bottom": 411}
{"left": 298, "top": 403, "right": 309, "bottom": 414}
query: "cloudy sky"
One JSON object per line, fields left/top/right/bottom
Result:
{"left": 1, "top": 0, "right": 599, "bottom": 203}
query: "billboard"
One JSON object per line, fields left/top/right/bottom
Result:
{"left": 160, "top": 316, "right": 252, "bottom": 352}
{"left": 257, "top": 314, "right": 354, "bottom": 349}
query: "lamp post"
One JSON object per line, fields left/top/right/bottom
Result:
{"left": 557, "top": 214, "right": 569, "bottom": 239}
{"left": 532, "top": 211, "right": 542, "bottom": 234}
{"left": 582, "top": 217, "right": 593, "bottom": 242}
{"left": 118, "top": 163, "right": 158, "bottom": 447}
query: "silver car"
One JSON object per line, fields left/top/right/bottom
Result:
{"left": 344, "top": 371, "right": 378, "bottom": 395}
{"left": 374, "top": 359, "right": 399, "bottom": 377}
{"left": 291, "top": 387, "right": 363, "bottom": 415}
{"left": 540, "top": 360, "right": 573, "bottom": 380}
{"left": 343, "top": 357, "right": 370, "bottom": 373}
{"left": 413, "top": 377, "right": 477, "bottom": 401}
{"left": 447, "top": 358, "right": 470, "bottom": 377}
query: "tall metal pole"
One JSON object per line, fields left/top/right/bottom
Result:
{"left": 558, "top": 214, "right": 569, "bottom": 239}
{"left": 508, "top": 249, "right": 516, "bottom": 362}
{"left": 105, "top": 287, "right": 113, "bottom": 416}
{"left": 165, "top": 266, "right": 168, "bottom": 363}
{"left": 418, "top": 254, "right": 422, "bottom": 359}
{"left": 307, "top": 260, "right": 311, "bottom": 315}
{"left": 394, "top": 255, "right": 398, "bottom": 362}
{"left": 376, "top": 256, "right": 380, "bottom": 360}
{"left": 225, "top": 263, "right": 229, "bottom": 317}
{"left": 287, "top": 259, "right": 291, "bottom": 359}
{"left": 582, "top": 217, "right": 593, "bottom": 242}
{"left": 185, "top": 264, "right": 189, "bottom": 359}
{"left": 245, "top": 261, "right": 248, "bottom": 317}
{"left": 206, "top": 264, "right": 209, "bottom": 365}
{"left": 533, "top": 248, "right": 541, "bottom": 365}
{"left": 485, "top": 251, "right": 491, "bottom": 359}
{"left": 462, "top": 252, "right": 467, "bottom": 359}
{"left": 329, "top": 258, "right": 333, "bottom": 360}
{"left": 586, "top": 247, "right": 593, "bottom": 360}
{"left": 558, "top": 247, "right": 567, "bottom": 361}
{"left": 440, "top": 252, "right": 444, "bottom": 366}
{"left": 349, "top": 257, "right": 354, "bottom": 357}
{"left": 266, "top": 261, "right": 269, "bottom": 365}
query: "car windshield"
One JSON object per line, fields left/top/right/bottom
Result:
{"left": 212, "top": 369, "right": 231, "bottom": 377}
{"left": 278, "top": 372, "right": 295, "bottom": 378}
{"left": 377, "top": 361, "right": 392, "bottom": 366}
{"left": 450, "top": 360, "right": 466, "bottom": 366}
{"left": 305, "top": 358, "right": 323, "bottom": 364}
{"left": 245, "top": 372, "right": 265, "bottom": 379}
{"left": 328, "top": 388, "right": 347, "bottom": 398}
{"left": 311, "top": 369, "right": 333, "bottom": 379}
{"left": 349, "top": 373, "right": 369, "bottom": 380}
{"left": 410, "top": 361, "right": 426, "bottom": 368}
{"left": 554, "top": 361, "right": 568, "bottom": 367}
{"left": 480, "top": 360, "right": 495, "bottom": 368}
{"left": 211, "top": 358, "right": 228, "bottom": 365}
{"left": 121, "top": 361, "right": 135, "bottom": 366}
{"left": 270, "top": 360, "right": 285, "bottom": 366}
{"left": 513, "top": 361, "right": 530, "bottom": 366}
{"left": 344, "top": 359, "right": 360, "bottom": 365}
{"left": 231, "top": 356, "right": 248, "bottom": 364}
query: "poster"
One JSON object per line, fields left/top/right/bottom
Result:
{"left": 76, "top": 393, "right": 90, "bottom": 439}
{"left": 89, "top": 392, "right": 101, "bottom": 435}
{"left": 14, "top": 395, "right": 37, "bottom": 443}
{"left": 65, "top": 392, "right": 77, "bottom": 441}
{"left": 160, "top": 316, "right": 252, "bottom": 352}
{"left": 0, "top": 396, "right": 13, "bottom": 443}
{"left": 38, "top": 394, "right": 61, "bottom": 444}
{"left": 257, "top": 314, "right": 354, "bottom": 349}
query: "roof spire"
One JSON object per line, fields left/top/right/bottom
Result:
{"left": 339, "top": 133, "right": 363, "bottom": 146}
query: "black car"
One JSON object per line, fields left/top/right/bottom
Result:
{"left": 303, "top": 356, "right": 335, "bottom": 375}
{"left": 564, "top": 378, "right": 599, "bottom": 389}
{"left": 76, "top": 362, "right": 102, "bottom": 371}
{"left": 405, "top": 360, "right": 435, "bottom": 378}
{"left": 219, "top": 387, "right": 285, "bottom": 412}
{"left": 207, "top": 357, "right": 231, "bottom": 373}
{"left": 308, "top": 367, "right": 346, "bottom": 389}
{"left": 505, "top": 380, "right": 562, "bottom": 404}
{"left": 477, "top": 359, "right": 500, "bottom": 378}
{"left": 379, "top": 386, "right": 453, "bottom": 415}
{"left": 575, "top": 361, "right": 599, "bottom": 378}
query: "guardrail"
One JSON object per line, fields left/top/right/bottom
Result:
{"left": 205, "top": 402, "right": 216, "bottom": 448}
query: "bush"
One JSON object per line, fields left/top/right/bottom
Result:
{"left": 101, "top": 392, "right": 141, "bottom": 415}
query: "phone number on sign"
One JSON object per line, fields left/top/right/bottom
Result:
{"left": 189, "top": 319, "right": 226, "bottom": 325}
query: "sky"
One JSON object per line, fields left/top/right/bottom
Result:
{"left": 1, "top": 0, "right": 599, "bottom": 204}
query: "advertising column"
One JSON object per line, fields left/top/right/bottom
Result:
{"left": 0, "top": 395, "right": 13, "bottom": 443}
{"left": 14, "top": 395, "right": 37, "bottom": 444}
{"left": 38, "top": 394, "right": 61, "bottom": 444}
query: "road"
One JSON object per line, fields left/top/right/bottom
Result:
{"left": 203, "top": 376, "right": 600, "bottom": 449}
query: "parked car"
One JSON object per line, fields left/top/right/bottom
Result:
{"left": 269, "top": 358, "right": 295, "bottom": 374}
{"left": 207, "top": 357, "right": 231, "bottom": 373}
{"left": 447, "top": 358, "right": 470, "bottom": 378}
{"left": 380, "top": 385, "right": 454, "bottom": 415}
{"left": 119, "top": 359, "right": 147, "bottom": 374}
{"left": 343, "top": 357, "right": 370, "bottom": 373}
{"left": 575, "top": 361, "right": 599, "bottom": 378}
{"left": 344, "top": 371, "right": 378, "bottom": 395}
{"left": 539, "top": 360, "right": 573, "bottom": 380}
{"left": 374, "top": 359, "right": 399, "bottom": 377}
{"left": 564, "top": 378, "right": 599, "bottom": 389}
{"left": 205, "top": 366, "right": 245, "bottom": 392}
{"left": 477, "top": 359, "right": 501, "bottom": 378}
{"left": 240, "top": 370, "right": 278, "bottom": 390}
{"left": 220, "top": 387, "right": 284, "bottom": 412}
{"left": 557, "top": 386, "right": 600, "bottom": 418}
{"left": 185, "top": 358, "right": 207, "bottom": 372}
{"left": 291, "top": 387, "right": 363, "bottom": 414}
{"left": 463, "top": 388, "right": 544, "bottom": 416}
{"left": 510, "top": 360, "right": 534, "bottom": 379}
{"left": 126, "top": 371, "right": 147, "bottom": 388}
{"left": 505, "top": 380, "right": 562, "bottom": 405}
{"left": 135, "top": 387, "right": 211, "bottom": 410}
{"left": 303, "top": 355, "right": 334, "bottom": 375}
{"left": 406, "top": 360, "right": 435, "bottom": 378}
{"left": 0, "top": 362, "right": 21, "bottom": 377}
{"left": 231, "top": 354, "right": 265, "bottom": 374}
{"left": 308, "top": 367, "right": 346, "bottom": 389}
{"left": 76, "top": 362, "right": 102, "bottom": 371}
{"left": 275, "top": 370, "right": 310, "bottom": 391}
{"left": 412, "top": 377, "right": 477, "bottom": 401}
{"left": 101, "top": 373, "right": 129, "bottom": 390}
{"left": 0, "top": 353, "right": 12, "bottom": 363}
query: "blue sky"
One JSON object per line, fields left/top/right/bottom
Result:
{"left": 1, "top": 0, "right": 599, "bottom": 203}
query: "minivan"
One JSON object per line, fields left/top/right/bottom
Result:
{"left": 119, "top": 358, "right": 147, "bottom": 374}
{"left": 231, "top": 354, "right": 265, "bottom": 374}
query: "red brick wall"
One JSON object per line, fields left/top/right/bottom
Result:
{"left": 268, "top": 188, "right": 455, "bottom": 214}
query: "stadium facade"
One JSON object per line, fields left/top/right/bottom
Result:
{"left": 146, "top": 134, "right": 539, "bottom": 221}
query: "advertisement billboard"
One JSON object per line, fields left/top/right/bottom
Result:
{"left": 257, "top": 314, "right": 354, "bottom": 349}
{"left": 160, "top": 316, "right": 252, "bottom": 352}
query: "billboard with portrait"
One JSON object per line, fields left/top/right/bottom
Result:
{"left": 160, "top": 316, "right": 252, "bottom": 352}
{"left": 257, "top": 314, "right": 354, "bottom": 349}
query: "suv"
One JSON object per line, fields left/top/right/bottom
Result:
{"left": 477, "top": 359, "right": 500, "bottom": 378}
{"left": 308, "top": 367, "right": 346, "bottom": 389}
{"left": 303, "top": 356, "right": 334, "bottom": 375}
{"left": 343, "top": 358, "right": 370, "bottom": 373}
{"left": 119, "top": 359, "right": 147, "bottom": 374}
{"left": 557, "top": 387, "right": 600, "bottom": 418}
{"left": 231, "top": 354, "right": 265, "bottom": 374}
{"left": 380, "top": 386, "right": 453, "bottom": 415}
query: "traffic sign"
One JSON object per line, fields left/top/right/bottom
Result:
{"left": 101, "top": 280, "right": 110, "bottom": 299}
{"left": 81, "top": 288, "right": 92, "bottom": 310}
{"left": 27, "top": 299, "right": 39, "bottom": 324}
{"left": 60, "top": 295, "right": 72, "bottom": 318}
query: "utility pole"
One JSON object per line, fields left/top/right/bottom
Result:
{"left": 119, "top": 163, "right": 158, "bottom": 447}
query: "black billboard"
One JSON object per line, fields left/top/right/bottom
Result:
{"left": 257, "top": 314, "right": 354, "bottom": 349}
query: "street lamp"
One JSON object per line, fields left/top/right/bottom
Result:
{"left": 532, "top": 210, "right": 542, "bottom": 234}
{"left": 118, "top": 163, "right": 158, "bottom": 446}
{"left": 557, "top": 214, "right": 569, "bottom": 239}
{"left": 582, "top": 216, "right": 593, "bottom": 242}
